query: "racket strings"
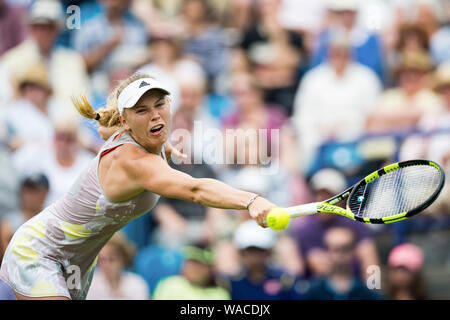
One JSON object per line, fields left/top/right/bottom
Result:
{"left": 350, "top": 165, "right": 441, "bottom": 219}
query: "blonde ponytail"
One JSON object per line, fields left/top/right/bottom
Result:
{"left": 71, "top": 95, "right": 121, "bottom": 128}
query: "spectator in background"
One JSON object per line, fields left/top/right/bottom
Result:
{"left": 86, "top": 232, "right": 149, "bottom": 300}
{"left": 223, "top": 72, "right": 288, "bottom": 161}
{"left": 310, "top": 0, "right": 385, "bottom": 81}
{"left": 397, "top": 62, "right": 450, "bottom": 216}
{"left": 220, "top": 72, "right": 295, "bottom": 207}
{"left": 290, "top": 169, "right": 379, "bottom": 280}
{"left": 11, "top": 113, "right": 94, "bottom": 207}
{"left": 305, "top": 227, "right": 380, "bottom": 300}
{"left": 180, "top": 0, "right": 229, "bottom": 87}
{"left": 138, "top": 35, "right": 183, "bottom": 112}
{"left": 292, "top": 32, "right": 381, "bottom": 173}
{"left": 366, "top": 50, "right": 441, "bottom": 133}
{"left": 220, "top": 219, "right": 303, "bottom": 300}
{"left": 0, "top": 173, "right": 49, "bottom": 262}
{"left": 430, "top": 11, "right": 450, "bottom": 64}
{"left": 153, "top": 244, "right": 230, "bottom": 300}
{"left": 234, "top": 0, "right": 305, "bottom": 115}
{"left": 0, "top": 0, "right": 89, "bottom": 107}
{"left": 388, "top": 23, "right": 429, "bottom": 84}
{"left": 2, "top": 62, "right": 55, "bottom": 151}
{"left": 138, "top": 35, "right": 207, "bottom": 114}
{"left": 0, "top": 0, "right": 27, "bottom": 56}
{"left": 73, "top": 0, "right": 148, "bottom": 97}
{"left": 386, "top": 243, "right": 427, "bottom": 300}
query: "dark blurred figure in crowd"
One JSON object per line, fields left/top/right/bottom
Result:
{"left": 153, "top": 244, "right": 230, "bottom": 299}
{"left": 220, "top": 219, "right": 304, "bottom": 300}
{"left": 367, "top": 50, "right": 441, "bottom": 132}
{"left": 290, "top": 169, "right": 379, "bottom": 280}
{"left": 86, "top": 232, "right": 149, "bottom": 300}
{"left": 305, "top": 227, "right": 380, "bottom": 300}
{"left": 234, "top": 0, "right": 305, "bottom": 115}
{"left": 310, "top": 0, "right": 385, "bottom": 81}
{"left": 0, "top": 0, "right": 89, "bottom": 105}
{"left": 0, "top": 173, "right": 49, "bottom": 261}
{"left": 0, "top": 0, "right": 27, "bottom": 56}
{"left": 2, "top": 62, "right": 55, "bottom": 151}
{"left": 293, "top": 32, "right": 381, "bottom": 173}
{"left": 386, "top": 243, "right": 427, "bottom": 300}
{"left": 180, "top": 0, "right": 229, "bottom": 87}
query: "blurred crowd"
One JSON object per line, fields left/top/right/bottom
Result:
{"left": 0, "top": 0, "right": 449, "bottom": 300}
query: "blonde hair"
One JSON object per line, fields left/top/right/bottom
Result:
{"left": 72, "top": 73, "right": 154, "bottom": 128}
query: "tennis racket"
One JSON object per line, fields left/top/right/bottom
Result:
{"left": 266, "top": 159, "right": 445, "bottom": 229}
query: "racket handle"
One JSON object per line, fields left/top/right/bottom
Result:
{"left": 285, "top": 202, "right": 319, "bottom": 218}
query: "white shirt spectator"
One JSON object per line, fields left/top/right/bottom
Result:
{"left": 292, "top": 62, "right": 381, "bottom": 172}
{"left": 86, "top": 270, "right": 150, "bottom": 300}
{"left": 2, "top": 98, "right": 56, "bottom": 148}
{"left": 11, "top": 143, "right": 94, "bottom": 206}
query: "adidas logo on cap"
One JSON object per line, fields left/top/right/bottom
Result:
{"left": 139, "top": 81, "right": 150, "bottom": 88}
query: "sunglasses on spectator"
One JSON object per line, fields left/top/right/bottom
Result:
{"left": 326, "top": 244, "right": 354, "bottom": 253}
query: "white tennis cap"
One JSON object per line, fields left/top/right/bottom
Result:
{"left": 117, "top": 77, "right": 170, "bottom": 115}
{"left": 310, "top": 168, "right": 347, "bottom": 194}
{"left": 233, "top": 220, "right": 276, "bottom": 250}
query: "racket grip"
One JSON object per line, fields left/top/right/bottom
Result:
{"left": 285, "top": 202, "right": 319, "bottom": 218}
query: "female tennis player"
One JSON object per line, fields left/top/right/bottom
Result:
{"left": 0, "top": 73, "right": 275, "bottom": 300}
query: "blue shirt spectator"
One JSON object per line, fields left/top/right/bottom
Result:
{"left": 221, "top": 267, "right": 304, "bottom": 300}
{"left": 305, "top": 277, "right": 379, "bottom": 300}
{"left": 310, "top": 29, "right": 385, "bottom": 82}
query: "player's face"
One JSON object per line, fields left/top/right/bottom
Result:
{"left": 121, "top": 90, "right": 171, "bottom": 154}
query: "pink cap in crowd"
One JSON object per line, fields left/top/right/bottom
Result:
{"left": 388, "top": 243, "right": 424, "bottom": 273}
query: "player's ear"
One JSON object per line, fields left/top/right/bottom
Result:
{"left": 119, "top": 114, "right": 130, "bottom": 131}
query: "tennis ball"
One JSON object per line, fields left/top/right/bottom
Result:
{"left": 266, "top": 208, "right": 290, "bottom": 230}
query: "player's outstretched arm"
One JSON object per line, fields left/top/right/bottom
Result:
{"left": 122, "top": 152, "right": 275, "bottom": 227}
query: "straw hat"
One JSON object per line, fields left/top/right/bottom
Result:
{"left": 396, "top": 50, "right": 434, "bottom": 75}
{"left": 17, "top": 62, "right": 52, "bottom": 92}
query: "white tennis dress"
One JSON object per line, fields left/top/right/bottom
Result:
{"left": 0, "top": 130, "right": 165, "bottom": 299}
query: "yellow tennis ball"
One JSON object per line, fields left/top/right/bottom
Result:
{"left": 266, "top": 208, "right": 290, "bottom": 230}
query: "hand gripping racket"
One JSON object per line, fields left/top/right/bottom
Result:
{"left": 266, "top": 160, "right": 445, "bottom": 229}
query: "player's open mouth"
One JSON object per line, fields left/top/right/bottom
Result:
{"left": 150, "top": 124, "right": 164, "bottom": 135}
